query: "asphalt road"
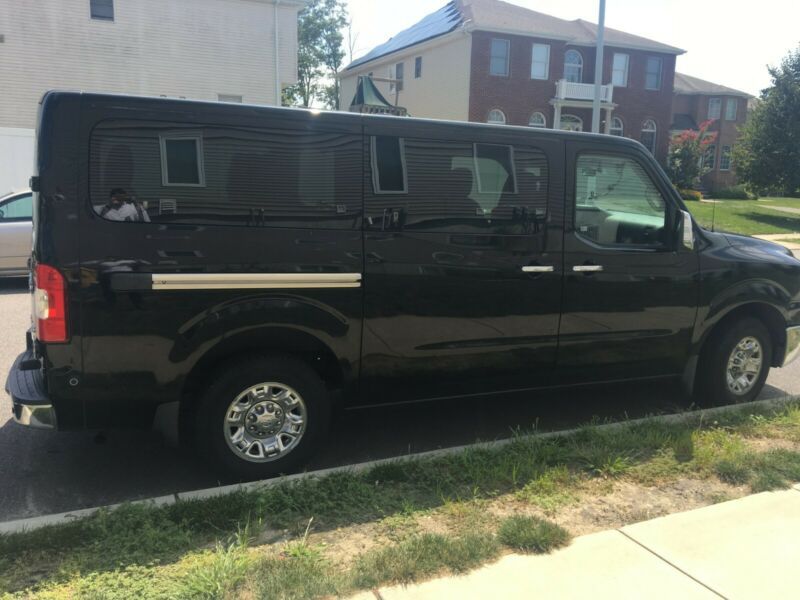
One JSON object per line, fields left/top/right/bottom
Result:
{"left": 2, "top": 277, "right": 799, "bottom": 522}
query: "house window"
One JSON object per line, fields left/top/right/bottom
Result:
{"left": 725, "top": 98, "right": 738, "bottom": 121}
{"left": 160, "top": 135, "right": 205, "bottom": 187}
{"left": 708, "top": 98, "right": 722, "bottom": 119}
{"left": 645, "top": 57, "right": 662, "bottom": 90}
{"left": 703, "top": 144, "right": 717, "bottom": 170}
{"left": 560, "top": 114, "right": 583, "bottom": 132}
{"left": 720, "top": 145, "right": 732, "bottom": 171}
{"left": 529, "top": 112, "right": 547, "bottom": 128}
{"left": 564, "top": 50, "right": 583, "bottom": 83}
{"left": 487, "top": 109, "right": 507, "bottom": 125}
{"left": 218, "top": 94, "right": 243, "bottom": 103}
{"left": 612, "top": 53, "right": 629, "bottom": 87}
{"left": 610, "top": 117, "right": 624, "bottom": 136}
{"left": 395, "top": 62, "right": 404, "bottom": 91}
{"left": 415, "top": 57, "right": 423, "bottom": 79}
{"left": 371, "top": 136, "right": 407, "bottom": 194}
{"left": 490, "top": 39, "right": 510, "bottom": 76}
{"left": 90, "top": 0, "right": 114, "bottom": 21}
{"left": 641, "top": 120, "right": 657, "bottom": 154}
{"left": 531, "top": 44, "right": 550, "bottom": 80}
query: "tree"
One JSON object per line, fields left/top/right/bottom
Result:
{"left": 667, "top": 120, "right": 718, "bottom": 189}
{"left": 284, "top": 0, "right": 348, "bottom": 109}
{"left": 734, "top": 46, "right": 800, "bottom": 196}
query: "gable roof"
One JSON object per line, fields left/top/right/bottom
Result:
{"left": 345, "top": 0, "right": 683, "bottom": 71}
{"left": 674, "top": 72, "right": 752, "bottom": 98}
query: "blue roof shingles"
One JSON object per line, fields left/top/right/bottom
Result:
{"left": 346, "top": 1, "right": 463, "bottom": 70}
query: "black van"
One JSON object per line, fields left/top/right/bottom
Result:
{"left": 7, "top": 92, "right": 800, "bottom": 478}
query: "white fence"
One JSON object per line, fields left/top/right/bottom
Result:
{"left": 0, "top": 128, "right": 35, "bottom": 196}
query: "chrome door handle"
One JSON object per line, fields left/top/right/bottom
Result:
{"left": 522, "top": 266, "right": 554, "bottom": 273}
{"left": 573, "top": 265, "right": 604, "bottom": 272}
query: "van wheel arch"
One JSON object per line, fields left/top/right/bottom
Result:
{"left": 699, "top": 303, "right": 786, "bottom": 369}
{"left": 177, "top": 328, "right": 344, "bottom": 444}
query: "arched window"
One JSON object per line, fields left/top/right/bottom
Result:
{"left": 641, "top": 119, "right": 657, "bottom": 154}
{"left": 564, "top": 50, "right": 583, "bottom": 83}
{"left": 529, "top": 112, "right": 547, "bottom": 128}
{"left": 560, "top": 114, "right": 583, "bottom": 132}
{"left": 487, "top": 109, "right": 507, "bottom": 125}
{"left": 610, "top": 117, "right": 624, "bottom": 136}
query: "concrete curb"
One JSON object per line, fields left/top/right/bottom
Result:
{"left": 1, "top": 395, "right": 796, "bottom": 535}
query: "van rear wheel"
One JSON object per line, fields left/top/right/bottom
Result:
{"left": 196, "top": 356, "right": 330, "bottom": 480}
{"left": 696, "top": 317, "right": 772, "bottom": 407}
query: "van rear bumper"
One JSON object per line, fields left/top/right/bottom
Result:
{"left": 5, "top": 350, "right": 56, "bottom": 430}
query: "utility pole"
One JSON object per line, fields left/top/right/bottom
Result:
{"left": 591, "top": 0, "right": 606, "bottom": 133}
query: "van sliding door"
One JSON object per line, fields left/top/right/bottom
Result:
{"left": 358, "top": 120, "right": 565, "bottom": 405}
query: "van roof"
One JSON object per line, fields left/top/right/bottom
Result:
{"left": 41, "top": 90, "right": 647, "bottom": 152}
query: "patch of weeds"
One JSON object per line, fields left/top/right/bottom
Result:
{"left": 629, "top": 449, "right": 689, "bottom": 485}
{"left": 351, "top": 533, "right": 499, "bottom": 589}
{"left": 751, "top": 449, "right": 800, "bottom": 492}
{"left": 439, "top": 498, "right": 491, "bottom": 534}
{"left": 497, "top": 515, "right": 571, "bottom": 554}
{"left": 585, "top": 453, "right": 634, "bottom": 478}
{"left": 252, "top": 554, "right": 347, "bottom": 600}
{"left": 714, "top": 458, "right": 753, "bottom": 485}
{"left": 177, "top": 530, "right": 253, "bottom": 600}
{"left": 517, "top": 466, "right": 579, "bottom": 513}
{"left": 61, "top": 564, "right": 179, "bottom": 600}
{"left": 707, "top": 491, "right": 733, "bottom": 505}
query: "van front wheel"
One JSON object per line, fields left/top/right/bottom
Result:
{"left": 696, "top": 317, "right": 772, "bottom": 407}
{"left": 196, "top": 356, "right": 330, "bottom": 480}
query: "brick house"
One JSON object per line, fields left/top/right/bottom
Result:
{"left": 339, "top": 0, "right": 684, "bottom": 164}
{"left": 671, "top": 73, "right": 753, "bottom": 192}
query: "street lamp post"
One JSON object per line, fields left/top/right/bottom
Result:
{"left": 591, "top": 0, "right": 606, "bottom": 134}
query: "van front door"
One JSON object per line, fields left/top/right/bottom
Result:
{"left": 556, "top": 142, "right": 699, "bottom": 384}
{"left": 358, "top": 121, "right": 564, "bottom": 405}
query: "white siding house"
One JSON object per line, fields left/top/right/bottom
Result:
{"left": 0, "top": 0, "right": 306, "bottom": 193}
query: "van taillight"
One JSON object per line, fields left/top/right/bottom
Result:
{"left": 34, "top": 264, "right": 68, "bottom": 343}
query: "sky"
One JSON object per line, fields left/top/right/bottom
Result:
{"left": 345, "top": 0, "right": 800, "bottom": 96}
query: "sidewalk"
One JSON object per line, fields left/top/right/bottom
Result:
{"left": 353, "top": 485, "right": 800, "bottom": 599}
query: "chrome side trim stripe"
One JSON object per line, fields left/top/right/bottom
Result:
{"left": 151, "top": 273, "right": 362, "bottom": 290}
{"left": 522, "top": 266, "right": 554, "bottom": 273}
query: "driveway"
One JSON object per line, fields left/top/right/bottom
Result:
{"left": 2, "top": 278, "right": 798, "bottom": 522}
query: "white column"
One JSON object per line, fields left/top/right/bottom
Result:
{"left": 553, "top": 103, "right": 562, "bottom": 130}
{"left": 604, "top": 108, "right": 612, "bottom": 134}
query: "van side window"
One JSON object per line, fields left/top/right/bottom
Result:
{"left": 160, "top": 135, "right": 205, "bottom": 186}
{"left": 475, "top": 144, "right": 516, "bottom": 195}
{"left": 575, "top": 154, "right": 668, "bottom": 248}
{"left": 371, "top": 136, "right": 407, "bottom": 194}
{"left": 90, "top": 121, "right": 362, "bottom": 228}
{"left": 366, "top": 136, "right": 548, "bottom": 234}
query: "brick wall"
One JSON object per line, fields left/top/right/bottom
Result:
{"left": 468, "top": 30, "right": 676, "bottom": 164}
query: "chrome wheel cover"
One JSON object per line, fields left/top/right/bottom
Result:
{"left": 726, "top": 337, "right": 763, "bottom": 396}
{"left": 223, "top": 382, "right": 307, "bottom": 463}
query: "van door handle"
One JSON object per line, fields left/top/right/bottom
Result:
{"left": 522, "top": 266, "right": 554, "bottom": 273}
{"left": 573, "top": 265, "right": 604, "bottom": 272}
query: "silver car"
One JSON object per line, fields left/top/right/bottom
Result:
{"left": 0, "top": 190, "right": 33, "bottom": 276}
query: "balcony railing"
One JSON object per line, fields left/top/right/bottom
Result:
{"left": 555, "top": 79, "right": 614, "bottom": 103}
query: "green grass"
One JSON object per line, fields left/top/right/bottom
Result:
{"left": 4, "top": 400, "right": 800, "bottom": 599}
{"left": 686, "top": 197, "right": 800, "bottom": 236}
{"left": 497, "top": 516, "right": 571, "bottom": 553}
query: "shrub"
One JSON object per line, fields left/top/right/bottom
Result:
{"left": 713, "top": 185, "right": 755, "bottom": 200}
{"left": 678, "top": 188, "right": 703, "bottom": 201}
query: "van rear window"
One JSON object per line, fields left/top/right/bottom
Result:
{"left": 90, "top": 120, "right": 361, "bottom": 228}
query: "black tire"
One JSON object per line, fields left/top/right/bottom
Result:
{"left": 196, "top": 355, "right": 330, "bottom": 481}
{"left": 695, "top": 317, "right": 772, "bottom": 407}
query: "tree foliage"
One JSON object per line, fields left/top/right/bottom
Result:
{"left": 734, "top": 46, "right": 800, "bottom": 196}
{"left": 284, "top": 0, "right": 348, "bottom": 109}
{"left": 667, "top": 120, "right": 717, "bottom": 189}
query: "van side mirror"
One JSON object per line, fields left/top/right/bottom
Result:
{"left": 680, "top": 210, "right": 694, "bottom": 250}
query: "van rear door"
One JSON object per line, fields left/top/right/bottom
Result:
{"left": 359, "top": 120, "right": 564, "bottom": 405}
